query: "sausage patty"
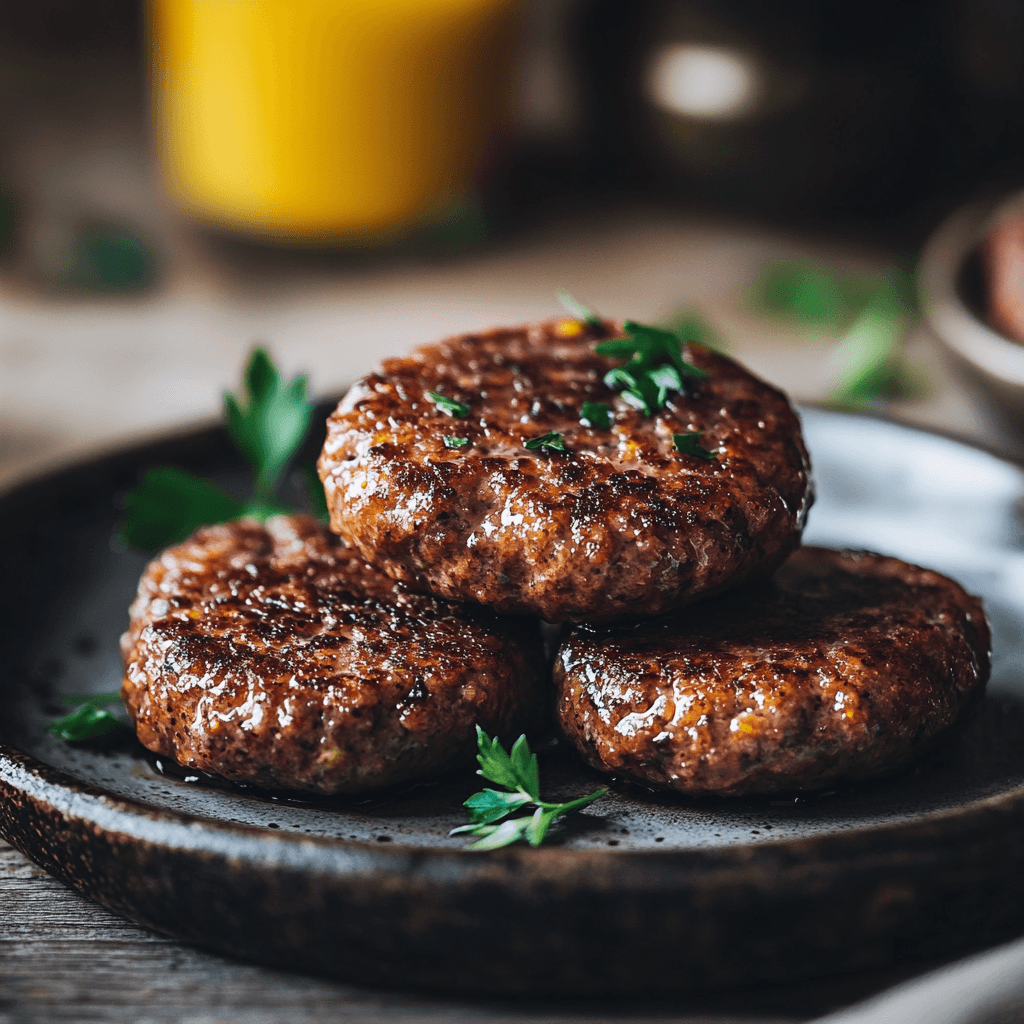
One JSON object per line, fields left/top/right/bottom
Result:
{"left": 121, "top": 515, "right": 541, "bottom": 794}
{"left": 318, "top": 318, "right": 812, "bottom": 623}
{"left": 555, "top": 547, "right": 991, "bottom": 795}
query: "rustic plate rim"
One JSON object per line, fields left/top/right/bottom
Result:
{"left": 0, "top": 402, "right": 1022, "bottom": 876}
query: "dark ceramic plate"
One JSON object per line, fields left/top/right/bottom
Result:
{"left": 2, "top": 407, "right": 1024, "bottom": 996}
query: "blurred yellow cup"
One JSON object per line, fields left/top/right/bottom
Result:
{"left": 149, "top": 0, "right": 519, "bottom": 242}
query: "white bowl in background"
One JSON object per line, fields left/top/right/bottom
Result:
{"left": 919, "top": 191, "right": 1024, "bottom": 428}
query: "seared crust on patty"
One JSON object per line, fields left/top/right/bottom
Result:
{"left": 555, "top": 547, "right": 991, "bottom": 795}
{"left": 121, "top": 515, "right": 541, "bottom": 794}
{"left": 318, "top": 318, "right": 812, "bottom": 623}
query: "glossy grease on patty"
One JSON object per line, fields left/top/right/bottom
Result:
{"left": 318, "top": 318, "right": 812, "bottom": 622}
{"left": 121, "top": 515, "right": 541, "bottom": 794}
{"left": 555, "top": 547, "right": 990, "bottom": 795}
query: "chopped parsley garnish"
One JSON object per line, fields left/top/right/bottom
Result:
{"left": 428, "top": 391, "right": 470, "bottom": 417}
{"left": 673, "top": 431, "right": 716, "bottom": 460}
{"left": 451, "top": 727, "right": 606, "bottom": 850}
{"left": 524, "top": 431, "right": 567, "bottom": 452}
{"left": 596, "top": 320, "right": 707, "bottom": 416}
{"left": 580, "top": 402, "right": 612, "bottom": 429}
{"left": 443, "top": 436, "right": 470, "bottom": 449}
{"left": 50, "top": 691, "right": 129, "bottom": 742}
{"left": 121, "top": 348, "right": 322, "bottom": 551}
{"left": 556, "top": 289, "right": 602, "bottom": 327}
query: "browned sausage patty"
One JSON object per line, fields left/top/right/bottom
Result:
{"left": 318, "top": 318, "right": 812, "bottom": 623}
{"left": 555, "top": 547, "right": 991, "bottom": 795}
{"left": 121, "top": 515, "right": 541, "bottom": 794}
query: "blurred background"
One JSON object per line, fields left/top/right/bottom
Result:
{"left": 4, "top": 0, "right": 1024, "bottom": 484}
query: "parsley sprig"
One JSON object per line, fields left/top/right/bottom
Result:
{"left": 451, "top": 728, "right": 606, "bottom": 850}
{"left": 121, "top": 348, "right": 319, "bottom": 551}
{"left": 225, "top": 349, "right": 312, "bottom": 508}
{"left": 597, "top": 321, "right": 707, "bottom": 415}
{"left": 750, "top": 260, "right": 927, "bottom": 407}
{"left": 50, "top": 691, "right": 128, "bottom": 742}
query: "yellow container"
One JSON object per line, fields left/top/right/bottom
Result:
{"left": 149, "top": 0, "right": 519, "bottom": 241}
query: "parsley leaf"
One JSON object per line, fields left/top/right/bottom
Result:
{"left": 580, "top": 402, "right": 612, "bottom": 429}
{"left": 749, "top": 260, "right": 927, "bottom": 408}
{"left": 428, "top": 391, "right": 470, "bottom": 417}
{"left": 524, "top": 431, "right": 567, "bottom": 452}
{"left": 50, "top": 691, "right": 129, "bottom": 742}
{"left": 452, "top": 728, "right": 606, "bottom": 850}
{"left": 556, "top": 289, "right": 602, "bottom": 327}
{"left": 749, "top": 260, "right": 871, "bottom": 330}
{"left": 673, "top": 431, "right": 716, "bottom": 460}
{"left": 304, "top": 464, "right": 330, "bottom": 521}
{"left": 225, "top": 348, "right": 312, "bottom": 504}
{"left": 829, "top": 271, "right": 926, "bottom": 407}
{"left": 661, "top": 309, "right": 729, "bottom": 352}
{"left": 443, "top": 436, "right": 470, "bottom": 449}
{"left": 121, "top": 467, "right": 247, "bottom": 550}
{"left": 121, "top": 349, "right": 319, "bottom": 552}
{"left": 596, "top": 321, "right": 707, "bottom": 416}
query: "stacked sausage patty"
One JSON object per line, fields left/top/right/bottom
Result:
{"left": 121, "top": 515, "right": 540, "bottom": 793}
{"left": 318, "top": 319, "right": 812, "bottom": 623}
{"left": 556, "top": 547, "right": 990, "bottom": 795}
{"left": 123, "top": 315, "right": 990, "bottom": 796}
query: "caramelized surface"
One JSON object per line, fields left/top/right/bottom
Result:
{"left": 556, "top": 547, "right": 991, "bottom": 795}
{"left": 319, "top": 318, "right": 812, "bottom": 622}
{"left": 121, "top": 515, "right": 540, "bottom": 793}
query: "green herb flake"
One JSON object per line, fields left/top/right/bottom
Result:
{"left": 452, "top": 727, "right": 606, "bottom": 850}
{"left": 750, "top": 260, "right": 858, "bottom": 330}
{"left": 50, "top": 691, "right": 129, "bottom": 742}
{"left": 523, "top": 431, "right": 567, "bottom": 452}
{"left": 673, "top": 431, "right": 716, "bottom": 460}
{"left": 580, "top": 402, "right": 612, "bottom": 429}
{"left": 661, "top": 309, "right": 729, "bottom": 353}
{"left": 428, "top": 391, "right": 470, "bottom": 417}
{"left": 443, "top": 436, "right": 470, "bottom": 449}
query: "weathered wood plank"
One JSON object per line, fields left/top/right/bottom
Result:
{"left": 0, "top": 841, "right": 49, "bottom": 879}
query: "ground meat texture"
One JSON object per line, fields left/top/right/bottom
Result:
{"left": 555, "top": 547, "right": 991, "bottom": 796}
{"left": 318, "top": 318, "right": 812, "bottom": 623}
{"left": 121, "top": 515, "right": 542, "bottom": 794}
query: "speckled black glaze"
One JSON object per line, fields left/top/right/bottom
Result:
{"left": 318, "top": 320, "right": 812, "bottom": 622}
{"left": 3, "top": 407, "right": 1024, "bottom": 996}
